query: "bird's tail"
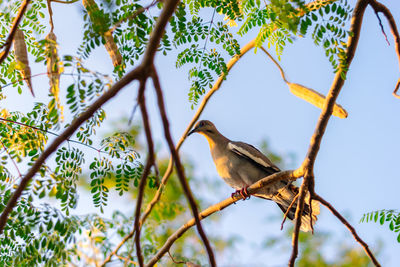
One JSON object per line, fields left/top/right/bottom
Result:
{"left": 273, "top": 184, "right": 320, "bottom": 232}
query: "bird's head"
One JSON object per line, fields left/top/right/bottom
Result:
{"left": 188, "top": 120, "right": 217, "bottom": 137}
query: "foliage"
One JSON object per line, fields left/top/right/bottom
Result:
{"left": 361, "top": 209, "right": 400, "bottom": 243}
{"left": 0, "top": 0, "right": 382, "bottom": 265}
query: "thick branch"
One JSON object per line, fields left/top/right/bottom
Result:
{"left": 290, "top": 0, "right": 373, "bottom": 265}
{"left": 301, "top": 0, "right": 369, "bottom": 172}
{"left": 313, "top": 194, "right": 381, "bottom": 267}
{"left": 134, "top": 80, "right": 155, "bottom": 267}
{"left": 0, "top": 0, "right": 31, "bottom": 65}
{"left": 151, "top": 67, "right": 216, "bottom": 266}
{"left": 0, "top": 0, "right": 180, "bottom": 234}
{"left": 288, "top": 177, "right": 309, "bottom": 267}
{"left": 145, "top": 170, "right": 300, "bottom": 267}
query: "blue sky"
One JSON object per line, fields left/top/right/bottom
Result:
{"left": 3, "top": 0, "right": 399, "bottom": 266}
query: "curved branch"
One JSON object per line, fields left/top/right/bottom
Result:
{"left": 313, "top": 193, "right": 381, "bottom": 267}
{"left": 145, "top": 170, "right": 300, "bottom": 267}
{"left": 0, "top": 0, "right": 31, "bottom": 65}
{"left": 134, "top": 80, "right": 155, "bottom": 266}
{"left": 368, "top": 0, "right": 400, "bottom": 97}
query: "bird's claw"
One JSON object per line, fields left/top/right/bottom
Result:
{"left": 231, "top": 187, "right": 250, "bottom": 201}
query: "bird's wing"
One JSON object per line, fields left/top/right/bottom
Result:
{"left": 228, "top": 141, "right": 280, "bottom": 174}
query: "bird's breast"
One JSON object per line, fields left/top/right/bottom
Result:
{"left": 213, "top": 155, "right": 231, "bottom": 178}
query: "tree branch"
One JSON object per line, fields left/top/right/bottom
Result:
{"left": 313, "top": 193, "right": 381, "bottom": 267}
{"left": 145, "top": 170, "right": 300, "bottom": 267}
{"left": 288, "top": 177, "right": 309, "bottom": 267}
{"left": 0, "top": 0, "right": 31, "bottom": 65}
{"left": 289, "top": 0, "right": 375, "bottom": 265}
{"left": 51, "top": 0, "right": 79, "bottom": 4}
{"left": 368, "top": 0, "right": 400, "bottom": 96}
{"left": 108, "top": 1, "right": 159, "bottom": 34}
{"left": 151, "top": 66, "right": 216, "bottom": 267}
{"left": 134, "top": 80, "right": 155, "bottom": 267}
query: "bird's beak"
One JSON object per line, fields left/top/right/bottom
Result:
{"left": 187, "top": 127, "right": 198, "bottom": 136}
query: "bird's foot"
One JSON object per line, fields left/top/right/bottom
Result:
{"left": 240, "top": 186, "right": 250, "bottom": 200}
{"left": 231, "top": 187, "right": 250, "bottom": 201}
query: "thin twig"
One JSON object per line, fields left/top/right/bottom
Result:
{"left": 128, "top": 103, "right": 139, "bottom": 125}
{"left": 115, "top": 254, "right": 138, "bottom": 265}
{"left": 313, "top": 193, "right": 381, "bottom": 266}
{"left": 167, "top": 251, "right": 186, "bottom": 265}
{"left": 47, "top": 0, "right": 55, "bottom": 32}
{"left": 308, "top": 192, "right": 314, "bottom": 234}
{"left": 151, "top": 66, "right": 216, "bottom": 267}
{"left": 0, "top": 0, "right": 31, "bottom": 64}
{"left": 393, "top": 78, "right": 400, "bottom": 99}
{"left": 145, "top": 170, "right": 300, "bottom": 267}
{"left": 280, "top": 193, "right": 299, "bottom": 230}
{"left": 368, "top": 0, "right": 400, "bottom": 95}
{"left": 259, "top": 46, "right": 288, "bottom": 83}
{"left": 51, "top": 0, "right": 79, "bottom": 3}
{"left": 109, "top": 1, "right": 159, "bottom": 34}
{"left": 373, "top": 10, "right": 390, "bottom": 45}
{"left": 134, "top": 80, "right": 155, "bottom": 267}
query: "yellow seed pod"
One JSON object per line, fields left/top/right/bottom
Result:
{"left": 46, "top": 31, "right": 64, "bottom": 121}
{"left": 287, "top": 82, "right": 348, "bottom": 118}
{"left": 13, "top": 28, "right": 34, "bottom": 96}
{"left": 82, "top": 0, "right": 122, "bottom": 67}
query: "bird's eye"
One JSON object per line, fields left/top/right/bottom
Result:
{"left": 199, "top": 121, "right": 204, "bottom": 127}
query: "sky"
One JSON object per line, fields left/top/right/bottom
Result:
{"left": 2, "top": 0, "right": 400, "bottom": 266}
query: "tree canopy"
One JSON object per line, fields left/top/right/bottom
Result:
{"left": 0, "top": 0, "right": 398, "bottom": 266}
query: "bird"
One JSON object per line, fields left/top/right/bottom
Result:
{"left": 188, "top": 120, "right": 319, "bottom": 232}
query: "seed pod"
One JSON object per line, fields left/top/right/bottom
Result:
{"left": 82, "top": 0, "right": 122, "bottom": 67}
{"left": 288, "top": 82, "right": 348, "bottom": 118}
{"left": 13, "top": 28, "right": 34, "bottom": 96}
{"left": 46, "top": 31, "right": 64, "bottom": 121}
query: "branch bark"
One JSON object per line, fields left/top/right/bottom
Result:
{"left": 368, "top": 0, "right": 400, "bottom": 97}
{"left": 134, "top": 80, "right": 155, "bottom": 266}
{"left": 0, "top": 0, "right": 31, "bottom": 65}
{"left": 151, "top": 67, "right": 216, "bottom": 267}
